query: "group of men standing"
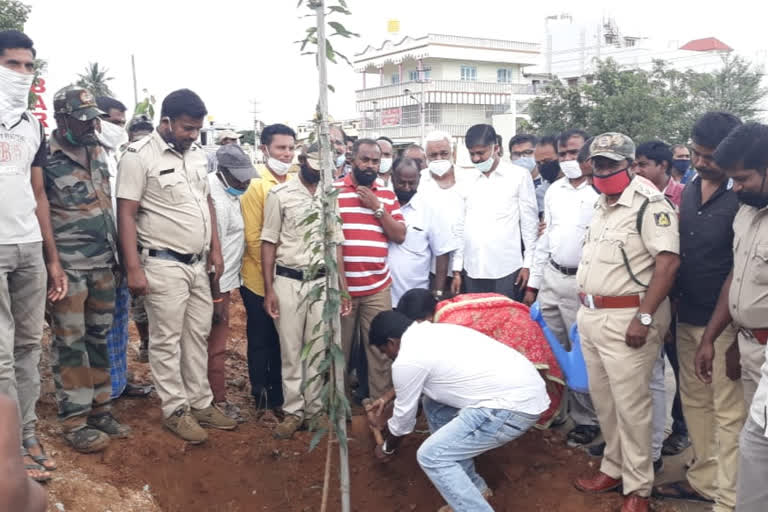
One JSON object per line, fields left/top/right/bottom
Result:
{"left": 3, "top": 24, "right": 768, "bottom": 512}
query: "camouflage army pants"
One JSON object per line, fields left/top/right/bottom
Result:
{"left": 49, "top": 268, "right": 115, "bottom": 431}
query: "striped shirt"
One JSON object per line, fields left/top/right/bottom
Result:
{"left": 334, "top": 174, "right": 404, "bottom": 297}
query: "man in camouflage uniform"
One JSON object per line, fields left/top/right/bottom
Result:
{"left": 44, "top": 86, "right": 130, "bottom": 453}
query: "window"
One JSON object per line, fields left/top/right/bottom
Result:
{"left": 484, "top": 103, "right": 508, "bottom": 120}
{"left": 497, "top": 68, "right": 513, "bottom": 83}
{"left": 408, "top": 68, "right": 431, "bottom": 82}
{"left": 460, "top": 65, "right": 477, "bottom": 81}
{"left": 402, "top": 104, "right": 419, "bottom": 125}
{"left": 391, "top": 73, "right": 400, "bottom": 85}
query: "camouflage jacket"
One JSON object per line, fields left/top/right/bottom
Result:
{"left": 44, "top": 131, "right": 118, "bottom": 269}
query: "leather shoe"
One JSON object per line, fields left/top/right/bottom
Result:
{"left": 621, "top": 493, "right": 649, "bottom": 512}
{"left": 574, "top": 472, "right": 622, "bottom": 493}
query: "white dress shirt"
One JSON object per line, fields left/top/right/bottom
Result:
{"left": 462, "top": 160, "right": 539, "bottom": 279}
{"left": 208, "top": 174, "right": 246, "bottom": 293}
{"left": 419, "top": 169, "right": 467, "bottom": 274}
{"left": 749, "top": 345, "right": 768, "bottom": 436}
{"left": 388, "top": 193, "right": 461, "bottom": 305}
{"left": 528, "top": 177, "right": 598, "bottom": 289}
{"left": 388, "top": 321, "right": 551, "bottom": 437}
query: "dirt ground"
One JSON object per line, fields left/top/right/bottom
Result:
{"left": 34, "top": 294, "right": 688, "bottom": 512}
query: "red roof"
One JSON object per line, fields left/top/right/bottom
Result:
{"left": 680, "top": 37, "right": 733, "bottom": 52}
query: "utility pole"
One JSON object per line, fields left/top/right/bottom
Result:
{"left": 131, "top": 54, "right": 138, "bottom": 106}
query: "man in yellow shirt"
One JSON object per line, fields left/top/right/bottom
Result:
{"left": 240, "top": 124, "right": 296, "bottom": 419}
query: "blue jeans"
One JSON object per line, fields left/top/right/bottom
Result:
{"left": 418, "top": 396, "right": 539, "bottom": 511}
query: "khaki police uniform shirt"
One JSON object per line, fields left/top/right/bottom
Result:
{"left": 260, "top": 178, "right": 344, "bottom": 271}
{"left": 577, "top": 176, "right": 679, "bottom": 296}
{"left": 116, "top": 131, "right": 211, "bottom": 256}
{"left": 729, "top": 204, "right": 768, "bottom": 329}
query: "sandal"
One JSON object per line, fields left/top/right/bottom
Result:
{"left": 22, "top": 447, "right": 52, "bottom": 483}
{"left": 567, "top": 425, "right": 600, "bottom": 447}
{"left": 121, "top": 381, "right": 154, "bottom": 398}
{"left": 652, "top": 481, "right": 714, "bottom": 503}
{"left": 22, "top": 437, "right": 56, "bottom": 471}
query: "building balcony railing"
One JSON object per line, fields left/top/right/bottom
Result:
{"left": 355, "top": 79, "right": 539, "bottom": 102}
{"left": 358, "top": 122, "right": 479, "bottom": 141}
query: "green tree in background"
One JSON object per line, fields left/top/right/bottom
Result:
{"left": 530, "top": 56, "right": 767, "bottom": 143}
{"left": 237, "top": 130, "right": 256, "bottom": 145}
{"left": 76, "top": 62, "right": 115, "bottom": 97}
{"left": 0, "top": 0, "right": 30, "bottom": 30}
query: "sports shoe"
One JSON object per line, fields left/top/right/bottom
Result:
{"left": 164, "top": 407, "right": 207, "bottom": 444}
{"left": 215, "top": 401, "right": 245, "bottom": 423}
{"left": 192, "top": 404, "right": 238, "bottom": 430}
{"left": 437, "top": 488, "right": 493, "bottom": 511}
{"left": 87, "top": 412, "right": 132, "bottom": 438}
{"left": 63, "top": 425, "right": 110, "bottom": 453}
{"left": 274, "top": 414, "right": 303, "bottom": 439}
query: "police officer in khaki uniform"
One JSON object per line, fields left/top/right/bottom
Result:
{"left": 261, "top": 144, "right": 349, "bottom": 439}
{"left": 693, "top": 122, "right": 768, "bottom": 512}
{"left": 573, "top": 133, "right": 680, "bottom": 512}
{"left": 116, "top": 89, "right": 236, "bottom": 444}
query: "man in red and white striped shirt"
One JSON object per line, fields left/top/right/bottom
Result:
{"left": 335, "top": 139, "right": 406, "bottom": 400}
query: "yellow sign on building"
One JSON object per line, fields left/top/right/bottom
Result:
{"left": 387, "top": 19, "right": 400, "bottom": 34}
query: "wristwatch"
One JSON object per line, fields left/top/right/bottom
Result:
{"left": 373, "top": 207, "right": 385, "bottom": 219}
{"left": 433, "top": 290, "right": 444, "bottom": 299}
{"left": 382, "top": 439, "right": 395, "bottom": 455}
{"left": 636, "top": 312, "right": 652, "bottom": 326}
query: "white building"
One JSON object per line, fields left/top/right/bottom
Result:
{"left": 353, "top": 33, "right": 541, "bottom": 162}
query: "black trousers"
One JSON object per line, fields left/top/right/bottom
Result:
{"left": 463, "top": 269, "right": 523, "bottom": 301}
{"left": 240, "top": 286, "right": 284, "bottom": 408}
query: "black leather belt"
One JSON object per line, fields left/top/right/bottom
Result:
{"left": 276, "top": 265, "right": 326, "bottom": 281}
{"left": 550, "top": 258, "right": 578, "bottom": 276}
{"left": 140, "top": 246, "right": 203, "bottom": 265}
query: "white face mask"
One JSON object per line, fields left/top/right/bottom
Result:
{"left": 560, "top": 159, "right": 583, "bottom": 179}
{"left": 335, "top": 154, "right": 346, "bottom": 168}
{"left": 379, "top": 157, "right": 393, "bottom": 174}
{"left": 474, "top": 149, "right": 496, "bottom": 173}
{"left": 98, "top": 120, "right": 128, "bottom": 150}
{"left": 428, "top": 159, "right": 453, "bottom": 178}
{"left": 266, "top": 148, "right": 291, "bottom": 176}
{"left": 0, "top": 65, "right": 34, "bottom": 127}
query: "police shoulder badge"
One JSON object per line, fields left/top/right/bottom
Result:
{"left": 654, "top": 212, "right": 671, "bottom": 227}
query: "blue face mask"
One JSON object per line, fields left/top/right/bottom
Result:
{"left": 473, "top": 147, "right": 496, "bottom": 173}
{"left": 336, "top": 154, "right": 346, "bottom": 168}
{"left": 226, "top": 186, "right": 245, "bottom": 196}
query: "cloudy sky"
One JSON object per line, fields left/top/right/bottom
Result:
{"left": 24, "top": 0, "right": 767, "bottom": 130}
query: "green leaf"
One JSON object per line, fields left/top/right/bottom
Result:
{"left": 325, "top": 40, "right": 337, "bottom": 63}
{"left": 328, "top": 5, "right": 351, "bottom": 14}
{"left": 309, "top": 428, "right": 328, "bottom": 452}
{"left": 328, "top": 84, "right": 336, "bottom": 93}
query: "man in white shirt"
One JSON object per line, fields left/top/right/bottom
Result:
{"left": 369, "top": 311, "right": 550, "bottom": 512}
{"left": 376, "top": 136, "right": 394, "bottom": 190}
{"left": 420, "top": 131, "right": 466, "bottom": 297}
{"left": 207, "top": 144, "right": 255, "bottom": 422}
{"left": 0, "top": 30, "right": 66, "bottom": 482}
{"left": 387, "top": 157, "right": 460, "bottom": 305}
{"left": 524, "top": 130, "right": 601, "bottom": 447}
{"left": 461, "top": 124, "right": 538, "bottom": 300}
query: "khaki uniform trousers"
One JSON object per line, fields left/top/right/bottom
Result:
{"left": 538, "top": 264, "right": 598, "bottom": 426}
{"left": 341, "top": 286, "right": 392, "bottom": 400}
{"left": 143, "top": 257, "right": 213, "bottom": 418}
{"left": 273, "top": 274, "right": 324, "bottom": 419}
{"left": 577, "top": 301, "right": 670, "bottom": 497}
{"left": 738, "top": 331, "right": 767, "bottom": 408}
{"left": 677, "top": 322, "right": 745, "bottom": 511}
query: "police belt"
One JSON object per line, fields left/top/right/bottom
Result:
{"left": 550, "top": 258, "right": 578, "bottom": 276}
{"left": 276, "top": 265, "right": 326, "bottom": 281}
{"left": 140, "top": 246, "right": 204, "bottom": 265}
{"left": 579, "top": 293, "right": 641, "bottom": 309}
{"left": 741, "top": 328, "right": 768, "bottom": 346}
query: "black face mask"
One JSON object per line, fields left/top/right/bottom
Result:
{"left": 300, "top": 164, "right": 320, "bottom": 185}
{"left": 737, "top": 173, "right": 768, "bottom": 209}
{"left": 353, "top": 166, "right": 377, "bottom": 187}
{"left": 395, "top": 188, "right": 416, "bottom": 205}
{"left": 539, "top": 160, "right": 561, "bottom": 183}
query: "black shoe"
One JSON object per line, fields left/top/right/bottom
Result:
{"left": 567, "top": 425, "right": 601, "bottom": 447}
{"left": 588, "top": 441, "right": 606, "bottom": 457}
{"left": 654, "top": 457, "right": 664, "bottom": 474}
{"left": 661, "top": 432, "right": 691, "bottom": 456}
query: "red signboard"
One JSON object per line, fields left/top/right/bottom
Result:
{"left": 381, "top": 107, "right": 401, "bottom": 126}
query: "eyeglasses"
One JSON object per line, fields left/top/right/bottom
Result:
{"left": 510, "top": 149, "right": 534, "bottom": 159}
